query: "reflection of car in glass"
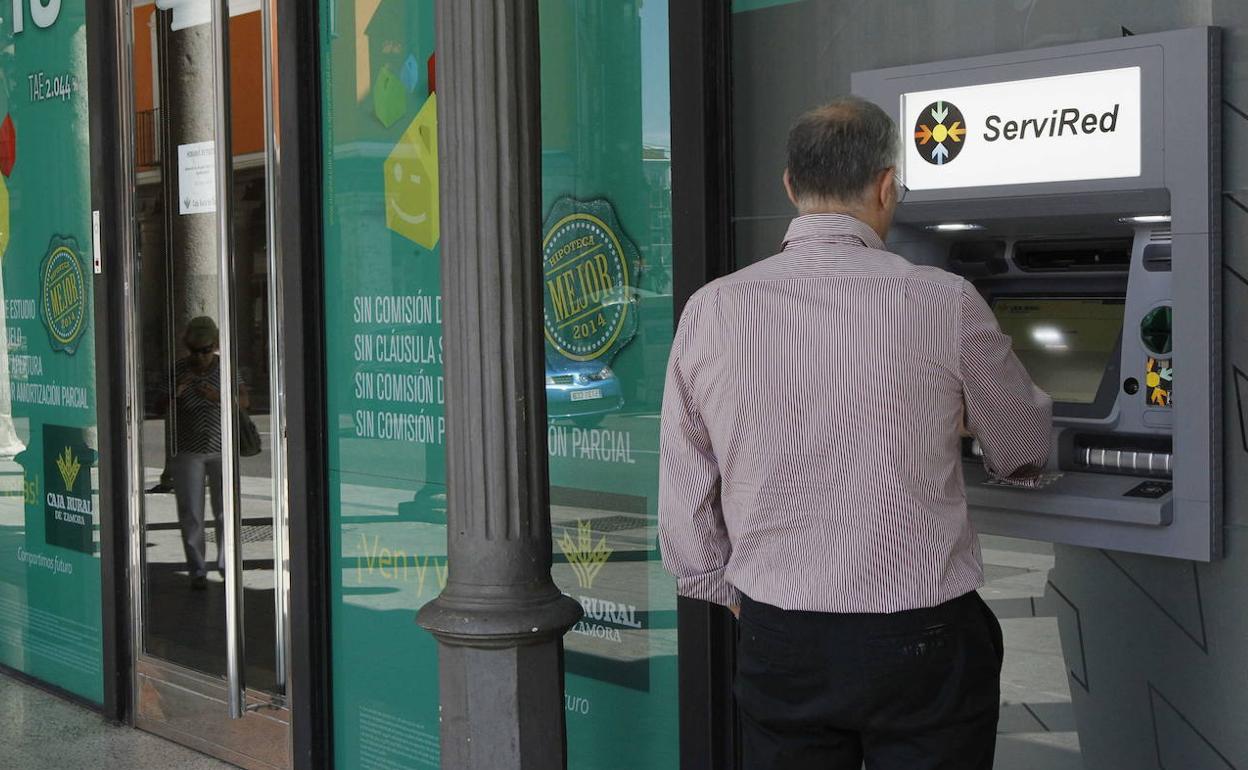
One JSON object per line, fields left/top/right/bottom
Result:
{"left": 546, "top": 359, "right": 623, "bottom": 427}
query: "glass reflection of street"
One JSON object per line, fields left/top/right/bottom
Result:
{"left": 140, "top": 413, "right": 278, "bottom": 691}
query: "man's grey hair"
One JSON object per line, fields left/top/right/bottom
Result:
{"left": 785, "top": 97, "right": 899, "bottom": 205}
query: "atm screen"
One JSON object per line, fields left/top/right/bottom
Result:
{"left": 991, "top": 297, "right": 1125, "bottom": 404}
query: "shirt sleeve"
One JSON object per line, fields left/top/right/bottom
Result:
{"left": 658, "top": 296, "right": 740, "bottom": 608}
{"left": 958, "top": 281, "right": 1054, "bottom": 477}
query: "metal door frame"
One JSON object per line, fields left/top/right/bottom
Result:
{"left": 668, "top": 3, "right": 742, "bottom": 770}
{"left": 90, "top": 0, "right": 330, "bottom": 765}
{"left": 270, "top": 0, "right": 333, "bottom": 765}
{"left": 86, "top": 0, "right": 134, "bottom": 725}
{"left": 106, "top": 0, "right": 293, "bottom": 766}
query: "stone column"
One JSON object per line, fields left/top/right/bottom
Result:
{"left": 164, "top": 16, "right": 219, "bottom": 336}
{"left": 155, "top": 11, "right": 219, "bottom": 472}
{"left": 415, "top": 2, "right": 582, "bottom": 769}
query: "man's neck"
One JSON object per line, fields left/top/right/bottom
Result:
{"left": 797, "top": 204, "right": 890, "bottom": 242}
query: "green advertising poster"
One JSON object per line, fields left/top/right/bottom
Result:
{"left": 0, "top": 1, "right": 103, "bottom": 704}
{"left": 540, "top": 2, "right": 678, "bottom": 765}
{"left": 322, "top": 1, "right": 676, "bottom": 766}
{"left": 322, "top": 1, "right": 445, "bottom": 766}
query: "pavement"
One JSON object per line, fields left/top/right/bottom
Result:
{"left": 981, "top": 534, "right": 1083, "bottom": 769}
{"left": 0, "top": 673, "right": 231, "bottom": 769}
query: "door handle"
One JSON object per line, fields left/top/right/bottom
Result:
{"left": 208, "top": 0, "right": 246, "bottom": 720}
{"left": 259, "top": 0, "right": 289, "bottom": 696}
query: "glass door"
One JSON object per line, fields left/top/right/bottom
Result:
{"left": 120, "top": 1, "right": 289, "bottom": 767}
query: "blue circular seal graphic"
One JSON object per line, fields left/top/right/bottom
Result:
{"left": 40, "top": 236, "right": 88, "bottom": 355}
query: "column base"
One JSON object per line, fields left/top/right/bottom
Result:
{"left": 436, "top": 640, "right": 570, "bottom": 769}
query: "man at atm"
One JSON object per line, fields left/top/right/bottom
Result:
{"left": 659, "top": 97, "right": 1053, "bottom": 769}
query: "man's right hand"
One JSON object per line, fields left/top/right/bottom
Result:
{"left": 1008, "top": 464, "right": 1044, "bottom": 481}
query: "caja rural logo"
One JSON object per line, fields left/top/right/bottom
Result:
{"left": 914, "top": 101, "right": 966, "bottom": 165}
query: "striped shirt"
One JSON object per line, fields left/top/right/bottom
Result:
{"left": 658, "top": 213, "right": 1052, "bottom": 613}
{"left": 174, "top": 357, "right": 224, "bottom": 454}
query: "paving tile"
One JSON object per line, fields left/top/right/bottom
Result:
{"left": 1028, "top": 701, "right": 1079, "bottom": 733}
{"left": 996, "top": 732, "right": 1083, "bottom": 770}
{"left": 998, "top": 702, "right": 1047, "bottom": 734}
{"left": 1000, "top": 617, "right": 1074, "bottom": 704}
{"left": 986, "top": 596, "right": 1037, "bottom": 620}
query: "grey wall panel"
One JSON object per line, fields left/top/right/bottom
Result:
{"left": 1214, "top": 1, "right": 1248, "bottom": 108}
{"left": 731, "top": 217, "right": 790, "bottom": 268}
{"left": 1221, "top": 198, "right": 1248, "bottom": 279}
{"left": 1150, "top": 685, "right": 1237, "bottom": 770}
{"left": 731, "top": 1, "right": 1247, "bottom": 767}
{"left": 1051, "top": 536, "right": 1248, "bottom": 770}
{"left": 1223, "top": 274, "right": 1248, "bottom": 527}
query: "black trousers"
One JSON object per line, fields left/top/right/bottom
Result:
{"left": 734, "top": 591, "right": 1004, "bottom": 770}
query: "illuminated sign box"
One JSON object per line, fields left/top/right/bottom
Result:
{"left": 902, "top": 67, "right": 1142, "bottom": 191}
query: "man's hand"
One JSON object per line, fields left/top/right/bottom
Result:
{"left": 728, "top": 604, "right": 740, "bottom": 619}
{"left": 1008, "top": 464, "right": 1043, "bottom": 481}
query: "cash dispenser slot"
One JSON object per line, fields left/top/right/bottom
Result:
{"left": 1069, "top": 434, "right": 1172, "bottom": 478}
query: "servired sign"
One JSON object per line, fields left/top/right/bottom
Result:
{"left": 901, "top": 66, "right": 1141, "bottom": 190}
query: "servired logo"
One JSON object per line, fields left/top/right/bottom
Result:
{"left": 914, "top": 101, "right": 966, "bottom": 165}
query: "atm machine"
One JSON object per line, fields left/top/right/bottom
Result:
{"left": 853, "top": 27, "right": 1221, "bottom": 560}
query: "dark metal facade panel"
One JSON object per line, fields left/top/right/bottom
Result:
{"left": 86, "top": 0, "right": 132, "bottom": 725}
{"left": 669, "top": 3, "right": 741, "bottom": 769}
{"left": 275, "top": 0, "right": 333, "bottom": 766}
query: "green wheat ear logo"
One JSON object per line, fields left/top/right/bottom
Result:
{"left": 55, "top": 447, "right": 80, "bottom": 490}
{"left": 559, "top": 520, "right": 611, "bottom": 590}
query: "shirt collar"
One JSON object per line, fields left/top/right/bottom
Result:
{"left": 781, "top": 213, "right": 886, "bottom": 252}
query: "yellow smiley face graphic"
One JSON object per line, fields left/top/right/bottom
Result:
{"left": 383, "top": 93, "right": 440, "bottom": 250}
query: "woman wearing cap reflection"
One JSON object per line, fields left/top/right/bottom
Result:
{"left": 172, "top": 316, "right": 248, "bottom": 590}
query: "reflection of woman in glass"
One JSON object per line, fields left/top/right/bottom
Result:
{"left": 173, "top": 316, "right": 247, "bottom": 589}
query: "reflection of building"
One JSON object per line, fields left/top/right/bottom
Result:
{"left": 643, "top": 145, "right": 672, "bottom": 293}
{"left": 539, "top": 0, "right": 646, "bottom": 241}
{"left": 132, "top": 5, "right": 274, "bottom": 415}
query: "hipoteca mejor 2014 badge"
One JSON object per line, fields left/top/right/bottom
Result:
{"left": 541, "top": 198, "right": 641, "bottom": 363}
{"left": 40, "top": 235, "right": 88, "bottom": 354}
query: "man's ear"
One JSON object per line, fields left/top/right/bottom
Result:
{"left": 876, "top": 167, "right": 895, "bottom": 210}
{"left": 783, "top": 169, "right": 800, "bottom": 208}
